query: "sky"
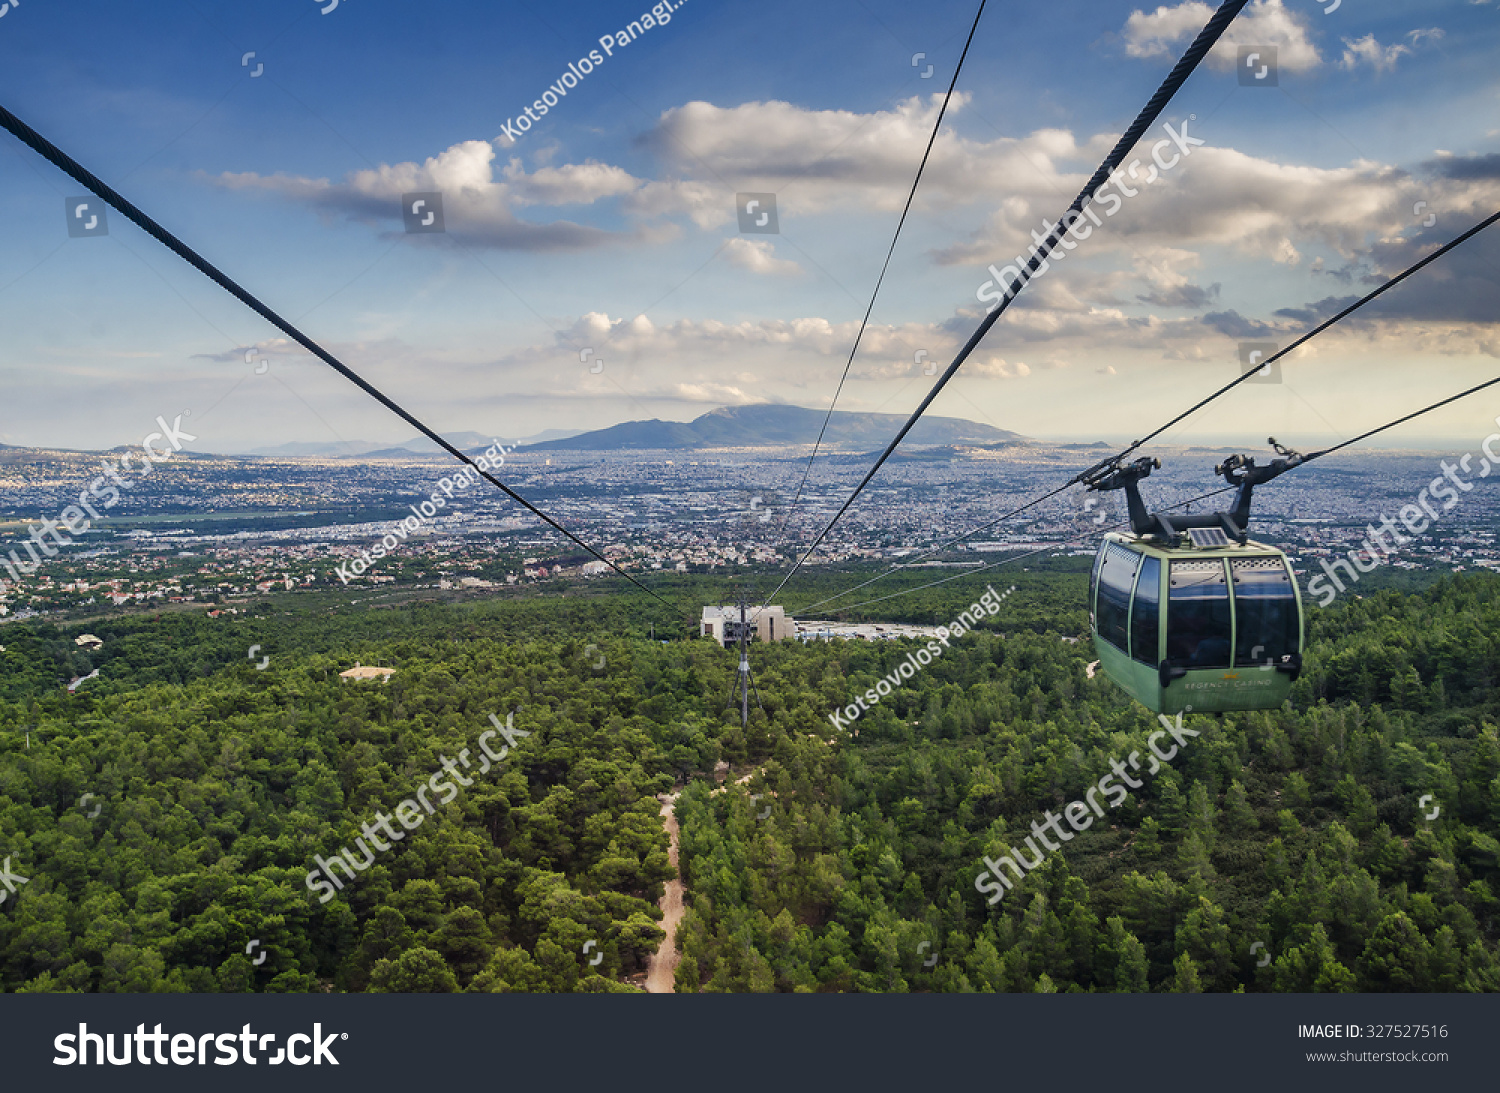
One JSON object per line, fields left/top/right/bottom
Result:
{"left": 0, "top": 0, "right": 1498, "bottom": 457}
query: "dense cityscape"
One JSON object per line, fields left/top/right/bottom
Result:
{"left": 2, "top": 436, "right": 1495, "bottom": 623}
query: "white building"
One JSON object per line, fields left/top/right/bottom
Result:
{"left": 701, "top": 604, "right": 794, "bottom": 646}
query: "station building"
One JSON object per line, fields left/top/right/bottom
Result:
{"left": 700, "top": 604, "right": 794, "bottom": 646}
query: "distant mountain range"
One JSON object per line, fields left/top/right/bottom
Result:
{"left": 6, "top": 409, "right": 1020, "bottom": 460}
{"left": 520, "top": 404, "right": 1024, "bottom": 452}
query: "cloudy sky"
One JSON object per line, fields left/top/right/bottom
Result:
{"left": 0, "top": 0, "right": 1497, "bottom": 455}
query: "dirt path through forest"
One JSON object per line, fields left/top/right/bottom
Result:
{"left": 645, "top": 793, "right": 683, "bottom": 993}
{"left": 646, "top": 767, "right": 766, "bottom": 992}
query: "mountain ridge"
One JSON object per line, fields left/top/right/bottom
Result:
{"left": 520, "top": 404, "right": 1024, "bottom": 452}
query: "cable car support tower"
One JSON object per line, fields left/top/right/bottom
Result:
{"left": 723, "top": 593, "right": 767, "bottom": 730}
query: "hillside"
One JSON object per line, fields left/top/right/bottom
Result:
{"left": 2, "top": 572, "right": 1498, "bottom": 993}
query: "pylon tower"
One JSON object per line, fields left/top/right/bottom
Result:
{"left": 723, "top": 591, "right": 766, "bottom": 729}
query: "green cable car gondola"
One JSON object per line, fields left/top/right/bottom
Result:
{"left": 1083, "top": 442, "right": 1306, "bottom": 715}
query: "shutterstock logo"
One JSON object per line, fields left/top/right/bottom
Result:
{"left": 54, "top": 1024, "right": 344, "bottom": 1066}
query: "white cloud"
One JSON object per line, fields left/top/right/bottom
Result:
{"left": 647, "top": 382, "right": 762, "bottom": 404}
{"left": 1132, "top": 247, "right": 1222, "bottom": 308}
{"left": 721, "top": 237, "right": 803, "bottom": 276}
{"left": 1338, "top": 28, "right": 1443, "bottom": 72}
{"left": 506, "top": 299, "right": 1496, "bottom": 409}
{"left": 196, "top": 76, "right": 1499, "bottom": 373}
{"left": 500, "top": 158, "right": 640, "bottom": 206}
{"left": 969, "top": 358, "right": 1033, "bottom": 379}
{"left": 623, "top": 178, "right": 735, "bottom": 230}
{"left": 1338, "top": 34, "right": 1408, "bottom": 72}
{"left": 932, "top": 139, "right": 1500, "bottom": 282}
{"left": 1123, "top": 0, "right": 1322, "bottom": 73}
{"left": 635, "top": 96, "right": 1113, "bottom": 218}
{"left": 1123, "top": 2, "right": 1219, "bottom": 59}
{"left": 190, "top": 337, "right": 309, "bottom": 364}
{"left": 209, "top": 140, "right": 643, "bottom": 251}
{"left": 502, "top": 308, "right": 1219, "bottom": 392}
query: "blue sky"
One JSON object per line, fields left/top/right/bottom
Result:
{"left": 1, "top": 0, "right": 1498, "bottom": 455}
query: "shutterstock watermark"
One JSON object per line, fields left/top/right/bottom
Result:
{"left": 828, "top": 584, "right": 1013, "bottom": 730}
{"left": 1, "top": 414, "right": 196, "bottom": 595}
{"left": 974, "top": 711, "right": 1199, "bottom": 905}
{"left": 500, "top": 1, "right": 688, "bottom": 143}
{"left": 1307, "top": 418, "right": 1500, "bottom": 607}
{"left": 0, "top": 856, "right": 28, "bottom": 904}
{"left": 976, "top": 118, "right": 1205, "bottom": 312}
{"left": 335, "top": 441, "right": 510, "bottom": 584}
{"left": 304, "top": 712, "right": 528, "bottom": 903}
{"left": 54, "top": 1023, "right": 343, "bottom": 1066}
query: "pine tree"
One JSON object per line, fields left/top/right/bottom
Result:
{"left": 1177, "top": 831, "right": 1216, "bottom": 882}
{"left": 1176, "top": 896, "right": 1234, "bottom": 990}
{"left": 1358, "top": 913, "right": 1431, "bottom": 992}
{"left": 1171, "top": 952, "right": 1203, "bottom": 993}
{"left": 1135, "top": 816, "right": 1161, "bottom": 858}
{"left": 1223, "top": 780, "right": 1256, "bottom": 834}
{"left": 1426, "top": 926, "right": 1462, "bottom": 991}
{"left": 1102, "top": 917, "right": 1150, "bottom": 993}
{"left": 1283, "top": 771, "right": 1311, "bottom": 811}
{"left": 1116, "top": 933, "right": 1150, "bottom": 993}
{"left": 1155, "top": 775, "right": 1185, "bottom": 837}
{"left": 1187, "top": 781, "right": 1217, "bottom": 853}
